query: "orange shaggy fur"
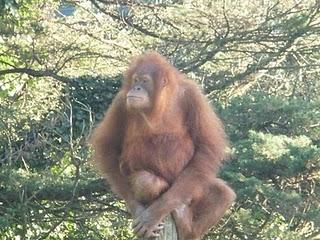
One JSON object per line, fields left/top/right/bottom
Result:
{"left": 90, "top": 51, "right": 235, "bottom": 240}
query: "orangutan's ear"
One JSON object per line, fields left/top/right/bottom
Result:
{"left": 162, "top": 77, "right": 168, "bottom": 87}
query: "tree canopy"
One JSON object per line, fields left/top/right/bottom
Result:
{"left": 0, "top": 0, "right": 319, "bottom": 239}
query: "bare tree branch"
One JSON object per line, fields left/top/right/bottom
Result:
{"left": 0, "top": 68, "right": 72, "bottom": 84}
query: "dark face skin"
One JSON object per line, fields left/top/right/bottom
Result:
{"left": 126, "top": 73, "right": 154, "bottom": 110}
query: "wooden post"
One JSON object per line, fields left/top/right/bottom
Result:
{"left": 140, "top": 214, "right": 178, "bottom": 240}
{"left": 159, "top": 214, "right": 178, "bottom": 240}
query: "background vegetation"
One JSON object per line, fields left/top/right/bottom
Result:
{"left": 0, "top": 0, "right": 319, "bottom": 239}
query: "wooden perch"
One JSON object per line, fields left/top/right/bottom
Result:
{"left": 140, "top": 214, "right": 178, "bottom": 240}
